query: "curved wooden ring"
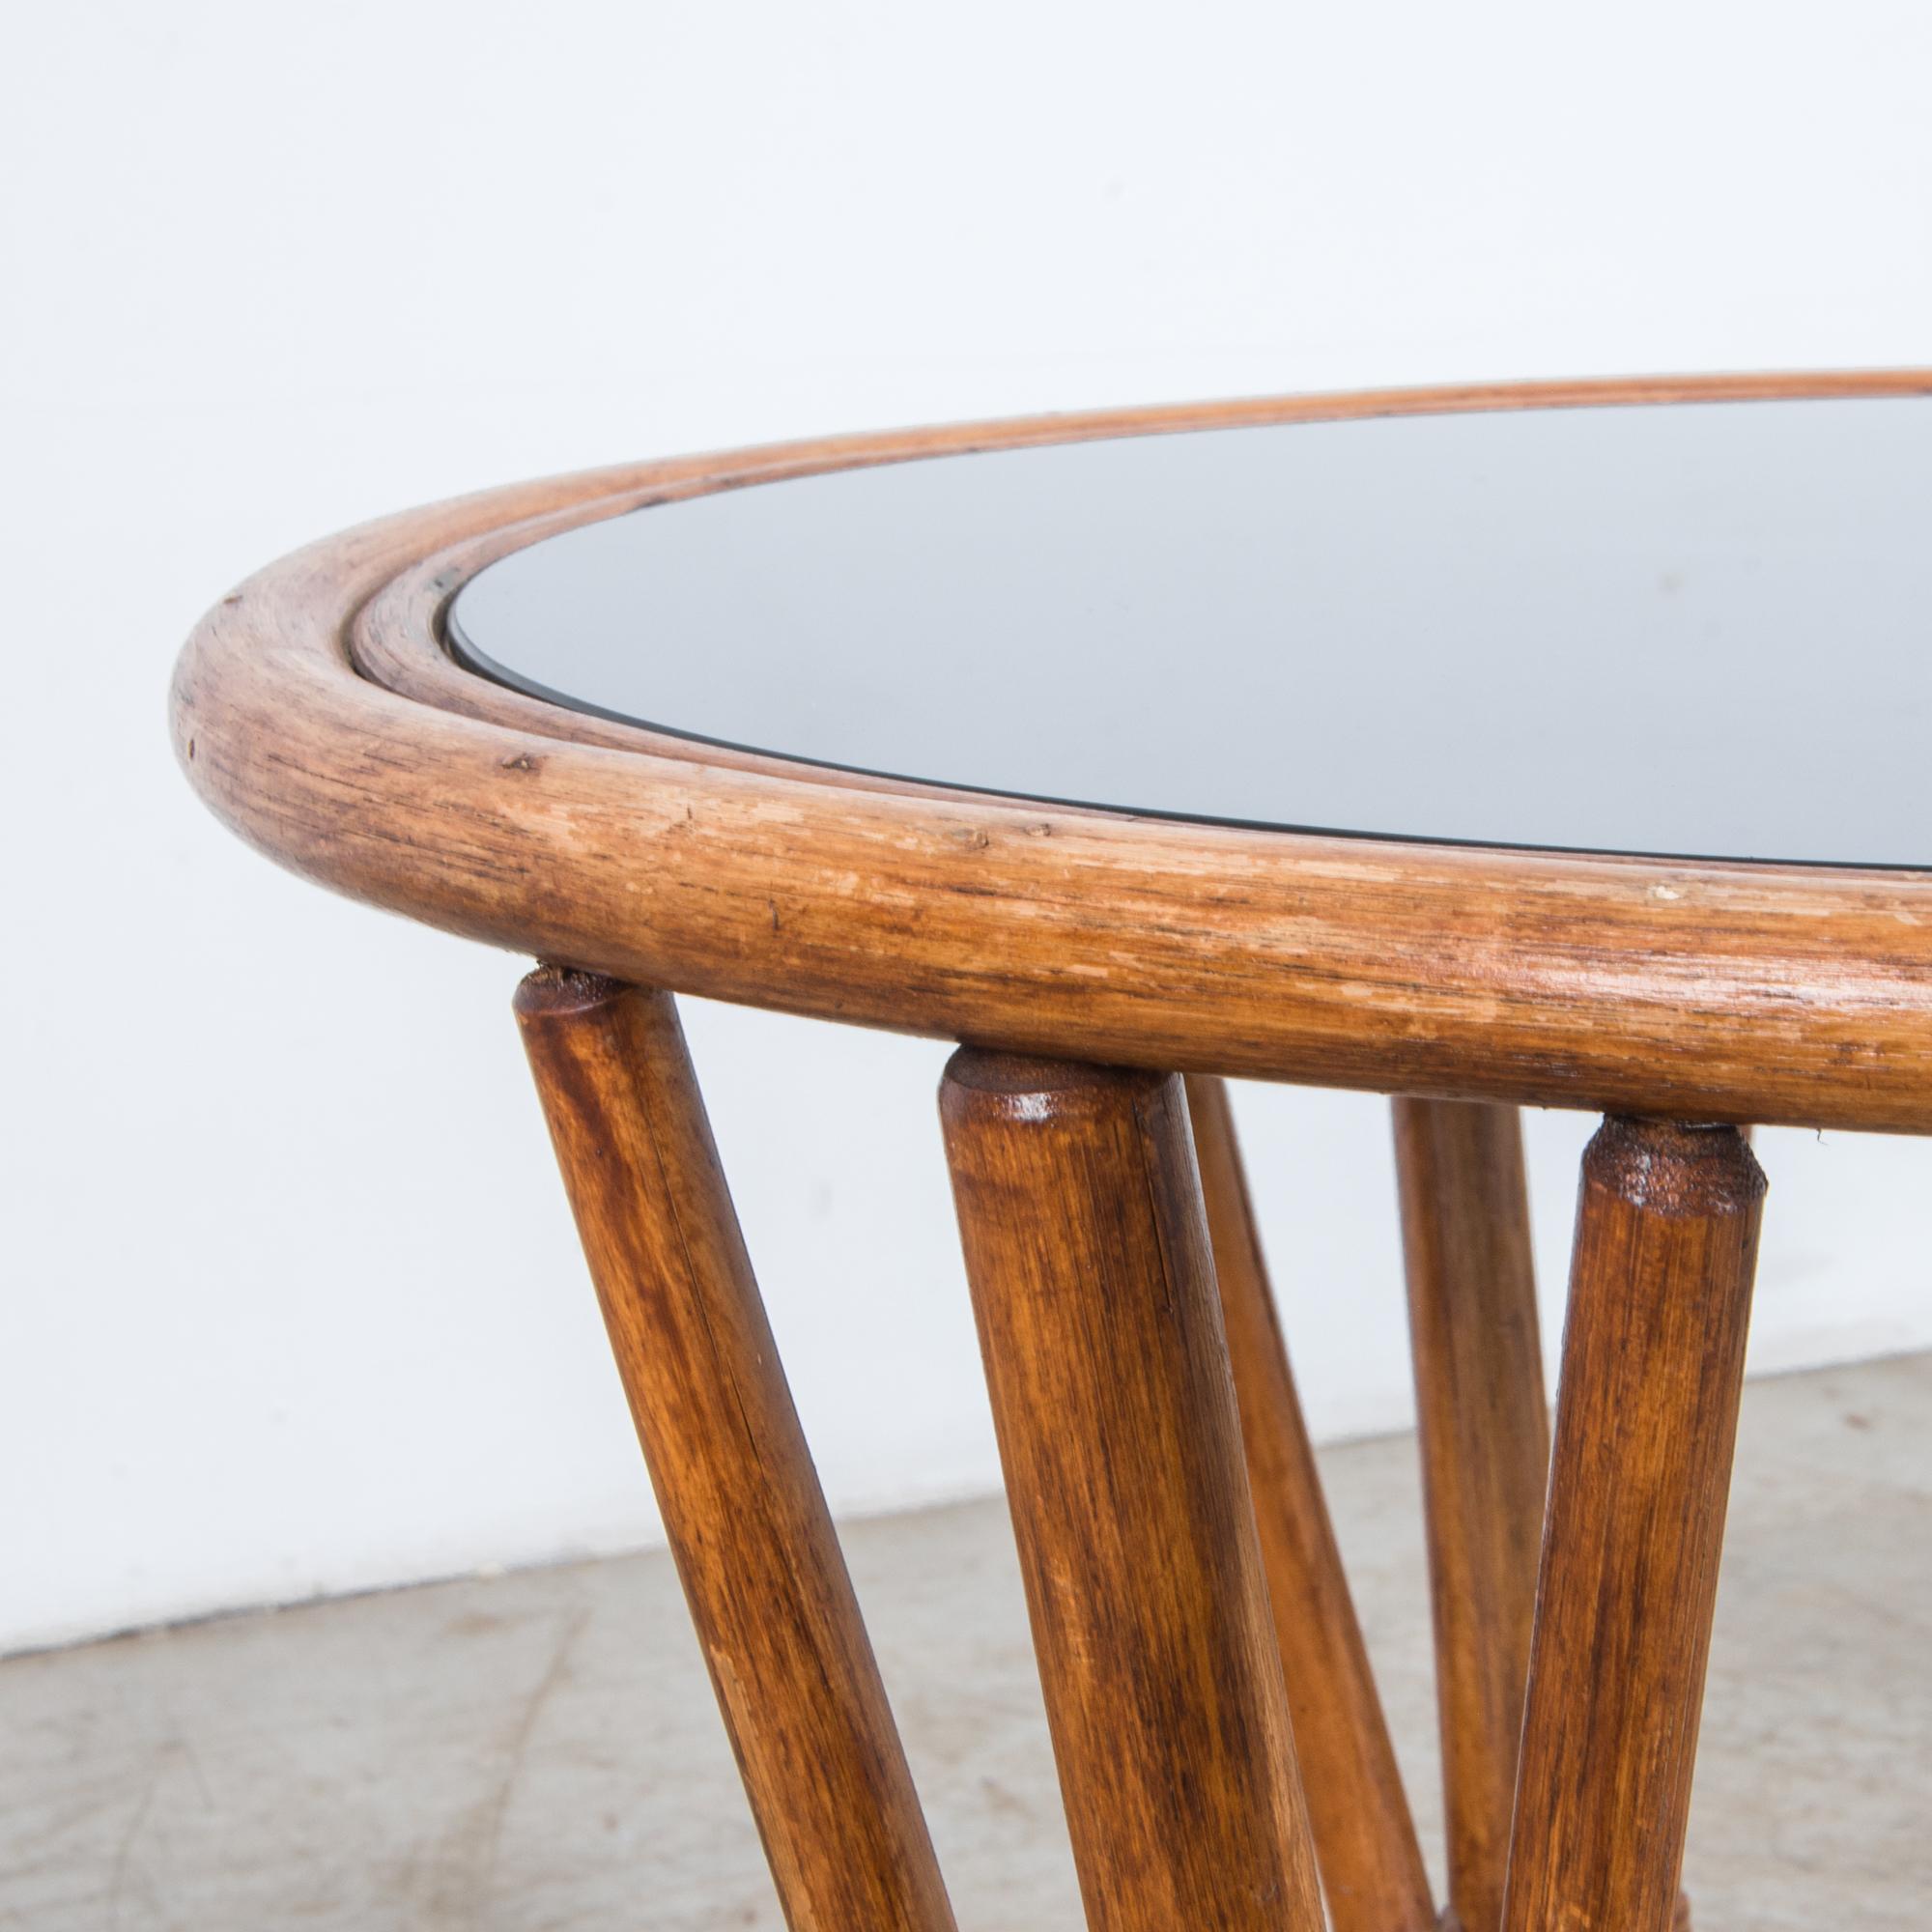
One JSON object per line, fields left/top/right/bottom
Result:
{"left": 172, "top": 370, "right": 1932, "bottom": 1132}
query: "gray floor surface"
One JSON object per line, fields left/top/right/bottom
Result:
{"left": 6, "top": 1352, "right": 1928, "bottom": 1929}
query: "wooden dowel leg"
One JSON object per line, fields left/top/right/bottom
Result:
{"left": 1188, "top": 1075, "right": 1435, "bottom": 1932}
{"left": 1501, "top": 1120, "right": 1765, "bottom": 1932}
{"left": 515, "top": 968, "right": 955, "bottom": 1932}
{"left": 1393, "top": 1097, "right": 1548, "bottom": 1932}
{"left": 941, "top": 1052, "right": 1325, "bottom": 1932}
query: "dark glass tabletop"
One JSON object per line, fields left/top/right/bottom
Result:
{"left": 446, "top": 396, "right": 1931, "bottom": 868}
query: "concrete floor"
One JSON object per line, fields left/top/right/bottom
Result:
{"left": 6, "top": 1352, "right": 1929, "bottom": 1930}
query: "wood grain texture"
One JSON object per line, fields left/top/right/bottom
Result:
{"left": 1185, "top": 1074, "right": 1435, "bottom": 1932}
{"left": 172, "top": 372, "right": 1932, "bottom": 1134}
{"left": 1501, "top": 1120, "right": 1765, "bottom": 1932}
{"left": 940, "top": 1053, "right": 1325, "bottom": 1932}
{"left": 515, "top": 970, "right": 954, "bottom": 1932}
{"left": 1393, "top": 1099, "right": 1548, "bottom": 1932}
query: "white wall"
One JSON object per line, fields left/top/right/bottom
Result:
{"left": 5, "top": 0, "right": 1930, "bottom": 1655}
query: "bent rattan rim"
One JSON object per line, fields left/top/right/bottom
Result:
{"left": 172, "top": 371, "right": 1932, "bottom": 1131}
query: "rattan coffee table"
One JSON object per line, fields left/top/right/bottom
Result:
{"left": 173, "top": 371, "right": 1932, "bottom": 1932}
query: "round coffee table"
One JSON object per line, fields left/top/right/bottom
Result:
{"left": 172, "top": 372, "right": 1932, "bottom": 1932}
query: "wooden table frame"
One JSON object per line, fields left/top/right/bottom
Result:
{"left": 175, "top": 371, "right": 1930, "bottom": 1932}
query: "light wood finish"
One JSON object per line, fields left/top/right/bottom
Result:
{"left": 1394, "top": 1098, "right": 1548, "bottom": 1932}
{"left": 514, "top": 970, "right": 955, "bottom": 1932}
{"left": 1501, "top": 1119, "right": 1766, "bottom": 1932}
{"left": 1185, "top": 1074, "right": 1435, "bottom": 1932}
{"left": 940, "top": 1053, "right": 1324, "bottom": 1932}
{"left": 174, "top": 372, "right": 1932, "bottom": 1134}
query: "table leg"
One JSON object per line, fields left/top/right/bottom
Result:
{"left": 516, "top": 968, "right": 955, "bottom": 1932}
{"left": 1189, "top": 1074, "right": 1435, "bottom": 1932}
{"left": 1394, "top": 1097, "right": 1548, "bottom": 1932}
{"left": 941, "top": 1052, "right": 1325, "bottom": 1932}
{"left": 1501, "top": 1119, "right": 1764, "bottom": 1932}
